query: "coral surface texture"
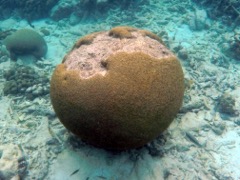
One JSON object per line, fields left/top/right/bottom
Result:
{"left": 50, "top": 26, "right": 184, "bottom": 150}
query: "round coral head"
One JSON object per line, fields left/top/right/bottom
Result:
{"left": 50, "top": 26, "right": 184, "bottom": 150}
{"left": 4, "top": 29, "right": 47, "bottom": 61}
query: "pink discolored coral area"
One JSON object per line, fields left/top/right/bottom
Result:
{"left": 63, "top": 29, "right": 173, "bottom": 79}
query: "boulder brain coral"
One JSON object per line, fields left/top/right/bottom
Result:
{"left": 4, "top": 29, "right": 47, "bottom": 61}
{"left": 50, "top": 26, "right": 184, "bottom": 150}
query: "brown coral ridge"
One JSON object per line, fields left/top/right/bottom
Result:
{"left": 140, "top": 30, "right": 164, "bottom": 44}
{"left": 108, "top": 26, "right": 164, "bottom": 43}
{"left": 109, "top": 26, "right": 136, "bottom": 39}
{"left": 73, "top": 32, "right": 100, "bottom": 49}
{"left": 50, "top": 52, "right": 184, "bottom": 150}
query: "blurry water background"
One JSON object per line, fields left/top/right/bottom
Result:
{"left": 0, "top": 0, "right": 240, "bottom": 179}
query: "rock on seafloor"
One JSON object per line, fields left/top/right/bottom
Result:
{"left": 0, "top": 144, "right": 26, "bottom": 180}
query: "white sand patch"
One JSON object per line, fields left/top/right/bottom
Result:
{"left": 49, "top": 148, "right": 136, "bottom": 180}
{"left": 168, "top": 24, "right": 193, "bottom": 49}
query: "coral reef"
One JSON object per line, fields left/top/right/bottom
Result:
{"left": 192, "top": 0, "right": 240, "bottom": 27}
{"left": 78, "top": 0, "right": 142, "bottom": 13}
{"left": 3, "top": 29, "right": 47, "bottom": 61}
{"left": 18, "top": 0, "right": 59, "bottom": 20}
{"left": 3, "top": 65, "right": 49, "bottom": 100}
{"left": 50, "top": 0, "right": 147, "bottom": 22}
{"left": 50, "top": 0, "right": 77, "bottom": 21}
{"left": 50, "top": 26, "right": 184, "bottom": 150}
{"left": 0, "top": 0, "right": 59, "bottom": 20}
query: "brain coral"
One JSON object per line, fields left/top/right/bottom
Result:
{"left": 4, "top": 29, "right": 47, "bottom": 61}
{"left": 50, "top": 26, "right": 184, "bottom": 150}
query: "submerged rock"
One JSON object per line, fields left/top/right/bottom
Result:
{"left": 0, "top": 144, "right": 25, "bottom": 179}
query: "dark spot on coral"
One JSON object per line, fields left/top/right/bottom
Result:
{"left": 79, "top": 62, "right": 92, "bottom": 71}
{"left": 162, "top": 50, "right": 168, "bottom": 55}
{"left": 100, "top": 60, "right": 108, "bottom": 68}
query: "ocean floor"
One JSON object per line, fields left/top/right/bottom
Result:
{"left": 0, "top": 0, "right": 240, "bottom": 179}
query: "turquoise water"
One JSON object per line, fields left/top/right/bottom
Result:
{"left": 0, "top": 0, "right": 240, "bottom": 179}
